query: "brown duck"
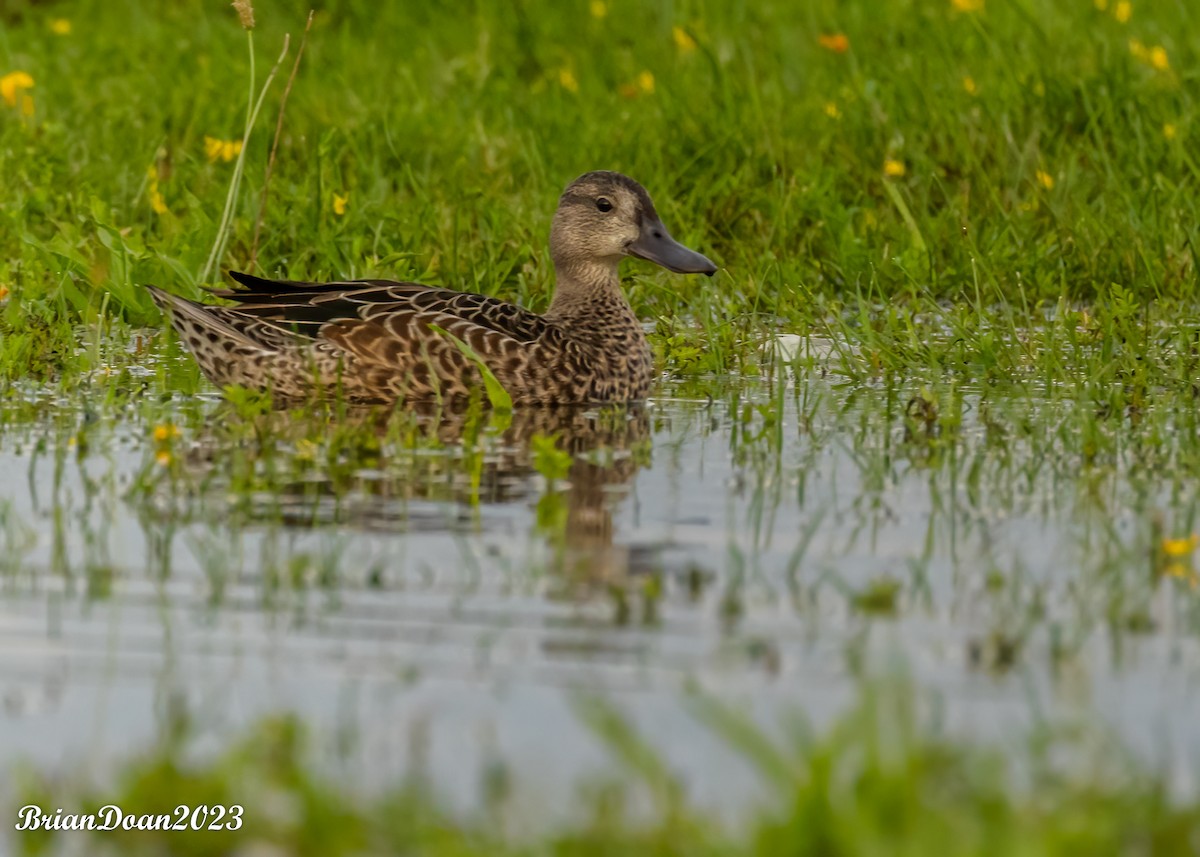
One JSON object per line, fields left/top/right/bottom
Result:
{"left": 147, "top": 171, "right": 716, "bottom": 405}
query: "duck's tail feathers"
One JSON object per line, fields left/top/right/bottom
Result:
{"left": 144, "top": 285, "right": 266, "bottom": 350}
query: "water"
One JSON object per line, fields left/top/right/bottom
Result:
{"left": 2, "top": 349, "right": 1200, "bottom": 822}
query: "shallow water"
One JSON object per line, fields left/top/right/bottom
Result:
{"left": 2, "top": 347, "right": 1200, "bottom": 822}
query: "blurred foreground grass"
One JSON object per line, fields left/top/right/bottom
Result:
{"left": 12, "top": 685, "right": 1200, "bottom": 856}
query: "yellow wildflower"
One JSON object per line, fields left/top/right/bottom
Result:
{"left": 951, "top": 0, "right": 984, "bottom": 11}
{"left": 1163, "top": 123, "right": 1177, "bottom": 140}
{"left": 1035, "top": 169, "right": 1054, "bottom": 190}
{"left": 146, "top": 166, "right": 168, "bottom": 215}
{"left": 332, "top": 193, "right": 348, "bottom": 216}
{"left": 204, "top": 136, "right": 243, "bottom": 163}
{"left": 0, "top": 285, "right": 9, "bottom": 301}
{"left": 1094, "top": 0, "right": 1107, "bottom": 9}
{"left": 589, "top": 0, "right": 607, "bottom": 19}
{"left": 558, "top": 67, "right": 579, "bottom": 93}
{"left": 1162, "top": 534, "right": 1198, "bottom": 558}
{"left": 963, "top": 75, "right": 978, "bottom": 95}
{"left": 824, "top": 101, "right": 841, "bottom": 119}
{"left": 619, "top": 71, "right": 656, "bottom": 99}
{"left": 1, "top": 70, "right": 34, "bottom": 109}
{"left": 152, "top": 423, "right": 181, "bottom": 442}
{"left": 1161, "top": 533, "right": 1199, "bottom": 587}
{"left": 1114, "top": 1, "right": 1131, "bottom": 23}
{"left": 673, "top": 26, "right": 697, "bottom": 54}
{"left": 883, "top": 159, "right": 906, "bottom": 178}
{"left": 1130, "top": 40, "right": 1170, "bottom": 72}
{"left": 155, "top": 450, "right": 173, "bottom": 467}
{"left": 50, "top": 19, "right": 71, "bottom": 35}
{"left": 818, "top": 33, "right": 849, "bottom": 53}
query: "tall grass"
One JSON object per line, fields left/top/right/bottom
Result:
{"left": 0, "top": 0, "right": 1197, "bottom": 385}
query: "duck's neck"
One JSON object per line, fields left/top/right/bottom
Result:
{"left": 543, "top": 258, "right": 631, "bottom": 322}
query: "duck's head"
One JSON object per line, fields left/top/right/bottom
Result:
{"left": 549, "top": 171, "right": 717, "bottom": 277}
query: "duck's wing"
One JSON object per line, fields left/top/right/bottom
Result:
{"left": 213, "top": 272, "right": 575, "bottom": 402}
{"left": 151, "top": 272, "right": 571, "bottom": 401}
{"left": 215, "top": 271, "right": 552, "bottom": 345}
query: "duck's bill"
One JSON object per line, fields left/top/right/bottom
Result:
{"left": 628, "top": 219, "right": 717, "bottom": 276}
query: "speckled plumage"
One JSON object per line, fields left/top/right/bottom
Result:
{"left": 147, "top": 171, "right": 716, "bottom": 406}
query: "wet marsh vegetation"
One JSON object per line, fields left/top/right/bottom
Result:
{"left": 5, "top": 0, "right": 1200, "bottom": 853}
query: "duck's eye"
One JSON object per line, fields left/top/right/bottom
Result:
{"left": 595, "top": 197, "right": 613, "bottom": 212}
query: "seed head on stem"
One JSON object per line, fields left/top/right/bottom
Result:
{"left": 231, "top": 0, "right": 255, "bottom": 29}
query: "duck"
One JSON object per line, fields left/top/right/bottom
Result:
{"left": 146, "top": 171, "right": 717, "bottom": 406}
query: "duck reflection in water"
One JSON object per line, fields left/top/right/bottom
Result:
{"left": 176, "top": 401, "right": 655, "bottom": 583}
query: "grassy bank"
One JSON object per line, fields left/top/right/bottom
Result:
{"left": 2, "top": 0, "right": 1198, "bottom": 386}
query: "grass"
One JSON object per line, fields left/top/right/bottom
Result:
{"left": 1, "top": 0, "right": 1199, "bottom": 388}
{"left": 10, "top": 683, "right": 1200, "bottom": 856}
{"left": 4, "top": 0, "right": 1200, "bottom": 853}
{"left": 0, "top": 0, "right": 1197, "bottom": 472}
